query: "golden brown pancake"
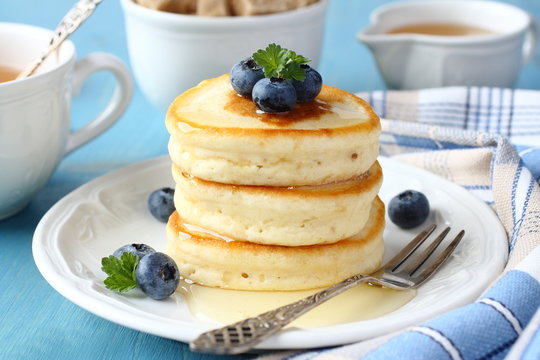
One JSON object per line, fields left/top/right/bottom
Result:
{"left": 166, "top": 197, "right": 385, "bottom": 291}
{"left": 173, "top": 161, "right": 383, "bottom": 246}
{"left": 166, "top": 74, "right": 381, "bottom": 186}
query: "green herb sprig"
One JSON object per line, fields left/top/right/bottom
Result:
{"left": 252, "top": 43, "right": 311, "bottom": 81}
{"left": 101, "top": 252, "right": 139, "bottom": 293}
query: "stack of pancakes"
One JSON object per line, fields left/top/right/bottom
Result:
{"left": 165, "top": 74, "right": 384, "bottom": 291}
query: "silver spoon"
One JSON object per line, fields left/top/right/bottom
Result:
{"left": 16, "top": 0, "right": 104, "bottom": 80}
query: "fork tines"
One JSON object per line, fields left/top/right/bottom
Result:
{"left": 388, "top": 225, "right": 465, "bottom": 286}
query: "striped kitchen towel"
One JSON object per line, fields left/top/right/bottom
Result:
{"left": 258, "top": 87, "right": 540, "bottom": 360}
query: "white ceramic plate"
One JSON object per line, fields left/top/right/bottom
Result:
{"left": 33, "top": 156, "right": 507, "bottom": 350}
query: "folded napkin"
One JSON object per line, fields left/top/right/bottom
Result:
{"left": 258, "top": 87, "right": 540, "bottom": 360}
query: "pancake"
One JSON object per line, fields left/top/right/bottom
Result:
{"left": 166, "top": 197, "right": 385, "bottom": 291}
{"left": 166, "top": 74, "right": 380, "bottom": 186}
{"left": 173, "top": 161, "right": 382, "bottom": 246}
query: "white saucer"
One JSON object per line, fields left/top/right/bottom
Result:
{"left": 32, "top": 156, "right": 507, "bottom": 350}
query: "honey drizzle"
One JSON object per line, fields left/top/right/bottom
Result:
{"left": 224, "top": 90, "right": 333, "bottom": 126}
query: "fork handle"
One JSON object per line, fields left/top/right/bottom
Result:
{"left": 190, "top": 274, "right": 376, "bottom": 355}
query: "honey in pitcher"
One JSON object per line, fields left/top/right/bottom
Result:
{"left": 388, "top": 23, "right": 495, "bottom": 36}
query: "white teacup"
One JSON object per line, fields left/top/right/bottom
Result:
{"left": 120, "top": 0, "right": 328, "bottom": 111}
{"left": 357, "top": 0, "right": 539, "bottom": 89}
{"left": 0, "top": 22, "right": 133, "bottom": 220}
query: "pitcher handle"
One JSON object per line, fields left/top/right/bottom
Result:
{"left": 523, "top": 15, "right": 539, "bottom": 65}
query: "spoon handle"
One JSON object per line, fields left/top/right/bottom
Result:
{"left": 17, "top": 0, "right": 104, "bottom": 79}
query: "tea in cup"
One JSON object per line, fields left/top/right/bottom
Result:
{"left": 357, "top": 0, "right": 539, "bottom": 89}
{"left": 0, "top": 64, "right": 20, "bottom": 83}
{"left": 0, "top": 22, "right": 133, "bottom": 220}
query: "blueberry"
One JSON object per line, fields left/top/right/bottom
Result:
{"left": 252, "top": 77, "right": 297, "bottom": 113}
{"left": 230, "top": 57, "right": 264, "bottom": 97}
{"left": 113, "top": 244, "right": 156, "bottom": 259}
{"left": 148, "top": 187, "right": 175, "bottom": 222}
{"left": 292, "top": 65, "right": 322, "bottom": 102}
{"left": 135, "top": 252, "right": 180, "bottom": 300}
{"left": 388, "top": 190, "right": 430, "bottom": 229}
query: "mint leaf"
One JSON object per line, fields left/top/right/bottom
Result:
{"left": 101, "top": 252, "right": 139, "bottom": 293}
{"left": 252, "top": 43, "right": 311, "bottom": 81}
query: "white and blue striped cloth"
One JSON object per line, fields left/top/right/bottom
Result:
{"left": 260, "top": 87, "right": 540, "bottom": 360}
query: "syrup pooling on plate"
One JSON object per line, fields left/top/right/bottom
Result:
{"left": 178, "top": 280, "right": 416, "bottom": 328}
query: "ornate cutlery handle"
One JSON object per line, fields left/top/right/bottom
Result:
{"left": 18, "top": 0, "right": 103, "bottom": 79}
{"left": 190, "top": 274, "right": 377, "bottom": 355}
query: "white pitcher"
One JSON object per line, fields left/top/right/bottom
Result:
{"left": 357, "top": 0, "right": 538, "bottom": 89}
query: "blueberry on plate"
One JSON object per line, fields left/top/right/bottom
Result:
{"left": 388, "top": 190, "right": 430, "bottom": 229}
{"left": 148, "top": 187, "right": 175, "bottom": 222}
{"left": 113, "top": 244, "right": 156, "bottom": 259}
{"left": 136, "top": 252, "right": 180, "bottom": 300}
{"left": 292, "top": 65, "right": 322, "bottom": 102}
{"left": 230, "top": 57, "right": 264, "bottom": 97}
{"left": 252, "top": 77, "right": 297, "bottom": 113}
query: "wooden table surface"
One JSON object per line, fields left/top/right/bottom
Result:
{"left": 1, "top": 0, "right": 539, "bottom": 359}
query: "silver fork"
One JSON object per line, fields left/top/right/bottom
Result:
{"left": 190, "top": 224, "right": 465, "bottom": 355}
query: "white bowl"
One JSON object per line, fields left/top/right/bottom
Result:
{"left": 120, "top": 0, "right": 328, "bottom": 111}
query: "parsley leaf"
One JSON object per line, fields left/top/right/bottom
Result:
{"left": 252, "top": 43, "right": 311, "bottom": 81}
{"left": 286, "top": 49, "right": 310, "bottom": 66}
{"left": 281, "top": 62, "right": 307, "bottom": 82}
{"left": 252, "top": 43, "right": 288, "bottom": 78}
{"left": 101, "top": 252, "right": 139, "bottom": 293}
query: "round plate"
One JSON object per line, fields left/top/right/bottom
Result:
{"left": 32, "top": 156, "right": 507, "bottom": 350}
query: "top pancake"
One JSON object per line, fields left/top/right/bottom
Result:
{"left": 166, "top": 74, "right": 381, "bottom": 186}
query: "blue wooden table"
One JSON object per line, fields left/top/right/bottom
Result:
{"left": 1, "top": 1, "right": 539, "bottom": 359}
